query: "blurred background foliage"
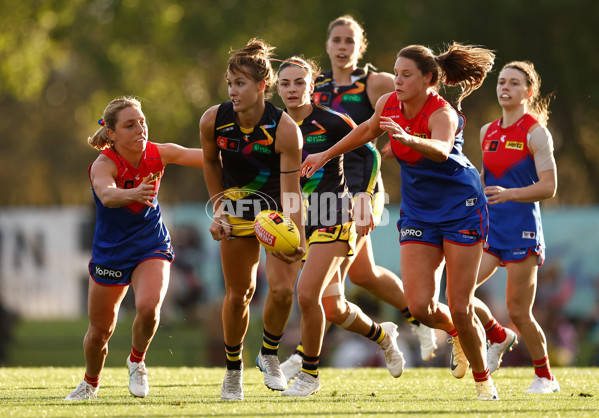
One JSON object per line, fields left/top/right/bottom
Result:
{"left": 1, "top": 0, "right": 598, "bottom": 206}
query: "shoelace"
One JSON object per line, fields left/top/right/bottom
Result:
{"left": 293, "top": 374, "right": 315, "bottom": 391}
{"left": 262, "top": 356, "right": 283, "bottom": 377}
{"left": 224, "top": 370, "right": 242, "bottom": 389}
{"left": 73, "top": 383, "right": 97, "bottom": 399}
{"left": 477, "top": 382, "right": 495, "bottom": 398}
{"left": 130, "top": 364, "right": 148, "bottom": 384}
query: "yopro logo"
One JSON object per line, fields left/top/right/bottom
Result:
{"left": 401, "top": 227, "right": 424, "bottom": 239}
{"left": 94, "top": 265, "right": 123, "bottom": 280}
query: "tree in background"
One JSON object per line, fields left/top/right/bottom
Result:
{"left": 0, "top": 0, "right": 598, "bottom": 205}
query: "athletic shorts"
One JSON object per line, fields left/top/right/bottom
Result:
{"left": 397, "top": 207, "right": 488, "bottom": 247}
{"left": 225, "top": 214, "right": 256, "bottom": 238}
{"left": 484, "top": 245, "right": 545, "bottom": 267}
{"left": 89, "top": 247, "right": 175, "bottom": 286}
{"left": 303, "top": 221, "right": 356, "bottom": 261}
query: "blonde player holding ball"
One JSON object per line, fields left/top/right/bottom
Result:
{"left": 200, "top": 39, "right": 306, "bottom": 401}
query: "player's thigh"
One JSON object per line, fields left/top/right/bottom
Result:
{"left": 220, "top": 237, "right": 261, "bottom": 293}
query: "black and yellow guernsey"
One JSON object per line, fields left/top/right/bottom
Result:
{"left": 296, "top": 103, "right": 379, "bottom": 232}
{"left": 214, "top": 101, "right": 284, "bottom": 220}
{"left": 313, "top": 68, "right": 382, "bottom": 195}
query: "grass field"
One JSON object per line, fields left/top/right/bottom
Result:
{"left": 0, "top": 367, "right": 597, "bottom": 417}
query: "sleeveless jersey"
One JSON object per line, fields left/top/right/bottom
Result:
{"left": 482, "top": 113, "right": 544, "bottom": 249}
{"left": 215, "top": 101, "right": 283, "bottom": 220}
{"left": 298, "top": 104, "right": 361, "bottom": 228}
{"left": 314, "top": 68, "right": 382, "bottom": 194}
{"left": 89, "top": 142, "right": 171, "bottom": 268}
{"left": 382, "top": 91, "right": 486, "bottom": 222}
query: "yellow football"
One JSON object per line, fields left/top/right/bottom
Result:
{"left": 254, "top": 210, "right": 300, "bottom": 255}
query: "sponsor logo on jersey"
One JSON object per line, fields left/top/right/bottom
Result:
{"left": 217, "top": 136, "right": 240, "bottom": 152}
{"left": 252, "top": 143, "right": 272, "bottom": 154}
{"left": 312, "top": 92, "right": 330, "bottom": 105}
{"left": 522, "top": 231, "right": 536, "bottom": 239}
{"left": 505, "top": 141, "right": 524, "bottom": 150}
{"left": 124, "top": 180, "right": 135, "bottom": 189}
{"left": 500, "top": 135, "right": 506, "bottom": 142}
{"left": 465, "top": 198, "right": 478, "bottom": 206}
{"left": 94, "top": 264, "right": 124, "bottom": 280}
{"left": 305, "top": 134, "right": 327, "bottom": 144}
{"left": 484, "top": 140, "right": 499, "bottom": 152}
{"left": 401, "top": 227, "right": 424, "bottom": 239}
{"left": 341, "top": 94, "right": 362, "bottom": 103}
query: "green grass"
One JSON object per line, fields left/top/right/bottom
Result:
{"left": 0, "top": 367, "right": 597, "bottom": 417}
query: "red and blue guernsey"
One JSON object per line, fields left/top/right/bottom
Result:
{"left": 482, "top": 114, "right": 544, "bottom": 249}
{"left": 89, "top": 142, "right": 172, "bottom": 271}
{"left": 382, "top": 91, "right": 486, "bottom": 223}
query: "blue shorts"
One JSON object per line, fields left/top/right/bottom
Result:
{"left": 484, "top": 245, "right": 545, "bottom": 267}
{"left": 397, "top": 208, "right": 488, "bottom": 247}
{"left": 89, "top": 247, "right": 175, "bottom": 286}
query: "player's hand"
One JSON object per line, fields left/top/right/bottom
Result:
{"left": 272, "top": 246, "right": 306, "bottom": 264}
{"left": 133, "top": 175, "right": 157, "bottom": 208}
{"left": 354, "top": 193, "right": 374, "bottom": 236}
{"left": 209, "top": 214, "right": 232, "bottom": 241}
{"left": 484, "top": 185, "right": 512, "bottom": 205}
{"left": 301, "top": 152, "right": 329, "bottom": 178}
{"left": 380, "top": 116, "right": 413, "bottom": 146}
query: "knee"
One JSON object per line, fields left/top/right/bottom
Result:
{"left": 449, "top": 304, "right": 473, "bottom": 329}
{"left": 322, "top": 297, "right": 347, "bottom": 324}
{"left": 507, "top": 302, "right": 531, "bottom": 326}
{"left": 268, "top": 282, "right": 294, "bottom": 307}
{"left": 85, "top": 324, "right": 113, "bottom": 347}
{"left": 225, "top": 286, "right": 255, "bottom": 309}
{"left": 136, "top": 301, "right": 161, "bottom": 324}
{"left": 296, "top": 288, "right": 318, "bottom": 313}
{"left": 348, "top": 268, "right": 372, "bottom": 287}
{"left": 408, "top": 301, "right": 433, "bottom": 323}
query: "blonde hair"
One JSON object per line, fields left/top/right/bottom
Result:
{"left": 88, "top": 96, "right": 142, "bottom": 150}
{"left": 502, "top": 61, "right": 551, "bottom": 125}
{"left": 227, "top": 38, "right": 276, "bottom": 99}
{"left": 398, "top": 43, "right": 495, "bottom": 110}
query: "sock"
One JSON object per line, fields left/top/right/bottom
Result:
{"left": 366, "top": 323, "right": 386, "bottom": 344}
{"left": 448, "top": 329, "right": 458, "bottom": 338}
{"left": 129, "top": 345, "right": 145, "bottom": 364}
{"left": 84, "top": 373, "right": 100, "bottom": 388}
{"left": 400, "top": 307, "right": 420, "bottom": 326}
{"left": 294, "top": 343, "right": 305, "bottom": 359}
{"left": 301, "top": 355, "right": 319, "bottom": 377}
{"left": 225, "top": 342, "right": 243, "bottom": 370}
{"left": 532, "top": 356, "right": 552, "bottom": 380}
{"left": 261, "top": 329, "right": 283, "bottom": 356}
{"left": 484, "top": 318, "right": 507, "bottom": 345}
{"left": 473, "top": 368, "right": 490, "bottom": 382}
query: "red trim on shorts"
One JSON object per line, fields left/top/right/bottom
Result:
{"left": 443, "top": 238, "right": 480, "bottom": 247}
{"left": 400, "top": 241, "right": 442, "bottom": 248}
{"left": 483, "top": 248, "right": 502, "bottom": 260}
